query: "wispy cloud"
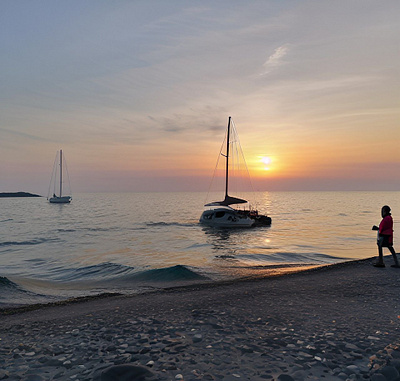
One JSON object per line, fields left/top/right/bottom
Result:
{"left": 0, "top": 127, "right": 50, "bottom": 142}
{"left": 262, "top": 45, "right": 290, "bottom": 74}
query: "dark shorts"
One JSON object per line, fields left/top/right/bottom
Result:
{"left": 378, "top": 234, "right": 392, "bottom": 247}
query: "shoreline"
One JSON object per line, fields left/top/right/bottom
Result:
{"left": 1, "top": 255, "right": 400, "bottom": 380}
{"left": 0, "top": 260, "right": 356, "bottom": 315}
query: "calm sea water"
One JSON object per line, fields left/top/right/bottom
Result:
{"left": 1, "top": 191, "right": 399, "bottom": 307}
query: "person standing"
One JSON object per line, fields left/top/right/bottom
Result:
{"left": 372, "top": 205, "right": 400, "bottom": 268}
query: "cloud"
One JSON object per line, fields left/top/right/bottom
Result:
{"left": 147, "top": 110, "right": 226, "bottom": 137}
{"left": 0, "top": 127, "right": 50, "bottom": 143}
{"left": 262, "top": 45, "right": 290, "bottom": 74}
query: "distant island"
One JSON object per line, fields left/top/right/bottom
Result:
{"left": 0, "top": 192, "right": 42, "bottom": 198}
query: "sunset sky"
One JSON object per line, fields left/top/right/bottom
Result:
{"left": 1, "top": 1, "right": 399, "bottom": 194}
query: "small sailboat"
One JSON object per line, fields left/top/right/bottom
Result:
{"left": 48, "top": 150, "right": 72, "bottom": 204}
{"left": 200, "top": 117, "right": 271, "bottom": 228}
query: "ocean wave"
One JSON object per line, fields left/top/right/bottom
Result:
{"left": 0, "top": 238, "right": 58, "bottom": 247}
{"left": 215, "top": 254, "right": 236, "bottom": 259}
{"left": 123, "top": 265, "right": 209, "bottom": 283}
{"left": 82, "top": 227, "right": 120, "bottom": 232}
{"left": 186, "top": 243, "right": 212, "bottom": 249}
{"left": 0, "top": 276, "right": 21, "bottom": 289}
{"left": 49, "top": 262, "right": 136, "bottom": 281}
{"left": 232, "top": 252, "right": 349, "bottom": 265}
{"left": 0, "top": 276, "right": 57, "bottom": 307}
{"left": 146, "top": 222, "right": 196, "bottom": 228}
{"left": 0, "top": 276, "right": 30, "bottom": 303}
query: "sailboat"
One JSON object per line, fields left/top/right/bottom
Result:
{"left": 48, "top": 150, "right": 72, "bottom": 204}
{"left": 199, "top": 117, "right": 271, "bottom": 228}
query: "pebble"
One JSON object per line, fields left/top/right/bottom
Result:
{"left": 370, "top": 375, "right": 387, "bottom": 381}
{"left": 99, "top": 364, "right": 157, "bottom": 381}
{"left": 192, "top": 334, "right": 203, "bottom": 343}
{"left": 277, "top": 375, "right": 294, "bottom": 381}
{"left": 380, "top": 365, "right": 399, "bottom": 380}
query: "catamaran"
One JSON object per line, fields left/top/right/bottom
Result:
{"left": 48, "top": 150, "right": 72, "bottom": 204}
{"left": 200, "top": 117, "right": 271, "bottom": 228}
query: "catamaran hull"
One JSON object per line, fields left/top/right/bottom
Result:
{"left": 249, "top": 215, "right": 272, "bottom": 227}
{"left": 49, "top": 196, "right": 72, "bottom": 204}
{"left": 200, "top": 208, "right": 254, "bottom": 228}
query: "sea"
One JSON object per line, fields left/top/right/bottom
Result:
{"left": 1, "top": 191, "right": 399, "bottom": 308}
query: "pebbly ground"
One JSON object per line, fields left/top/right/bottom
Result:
{"left": 1, "top": 256, "right": 400, "bottom": 381}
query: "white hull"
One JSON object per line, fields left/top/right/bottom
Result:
{"left": 200, "top": 207, "right": 254, "bottom": 228}
{"left": 49, "top": 196, "right": 71, "bottom": 204}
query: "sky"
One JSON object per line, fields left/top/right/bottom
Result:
{"left": 1, "top": 1, "right": 399, "bottom": 194}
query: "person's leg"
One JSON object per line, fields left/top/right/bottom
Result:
{"left": 376, "top": 241, "right": 384, "bottom": 265}
{"left": 388, "top": 246, "right": 399, "bottom": 267}
{"left": 374, "top": 240, "right": 385, "bottom": 266}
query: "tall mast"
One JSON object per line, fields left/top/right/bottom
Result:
{"left": 225, "top": 117, "right": 231, "bottom": 198}
{"left": 59, "top": 150, "right": 63, "bottom": 197}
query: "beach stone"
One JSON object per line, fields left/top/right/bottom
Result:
{"left": 100, "top": 364, "right": 157, "bottom": 381}
{"left": 391, "top": 350, "right": 400, "bottom": 359}
{"left": 380, "top": 365, "right": 399, "bottom": 380}
{"left": 290, "top": 370, "right": 307, "bottom": 380}
{"left": 53, "top": 370, "right": 66, "bottom": 379}
{"left": 370, "top": 375, "right": 387, "bottom": 381}
{"left": 192, "top": 334, "right": 203, "bottom": 343}
{"left": 345, "top": 365, "right": 360, "bottom": 375}
{"left": 239, "top": 345, "right": 253, "bottom": 354}
{"left": 23, "top": 375, "right": 44, "bottom": 381}
{"left": 389, "top": 359, "right": 400, "bottom": 370}
{"left": 277, "top": 375, "right": 294, "bottom": 381}
{"left": 345, "top": 343, "right": 360, "bottom": 351}
{"left": 203, "top": 374, "right": 216, "bottom": 380}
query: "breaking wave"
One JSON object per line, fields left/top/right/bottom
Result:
{"left": 0, "top": 276, "right": 50, "bottom": 307}
{"left": 123, "top": 265, "right": 209, "bottom": 282}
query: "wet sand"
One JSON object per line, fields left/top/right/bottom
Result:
{"left": 1, "top": 256, "right": 400, "bottom": 381}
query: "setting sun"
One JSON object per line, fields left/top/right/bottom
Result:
{"left": 261, "top": 156, "right": 272, "bottom": 170}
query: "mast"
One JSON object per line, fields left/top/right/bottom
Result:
{"left": 59, "top": 150, "right": 63, "bottom": 197}
{"left": 225, "top": 117, "right": 231, "bottom": 198}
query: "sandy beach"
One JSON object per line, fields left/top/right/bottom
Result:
{"left": 1, "top": 256, "right": 400, "bottom": 381}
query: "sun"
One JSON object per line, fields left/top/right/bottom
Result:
{"left": 261, "top": 156, "right": 271, "bottom": 170}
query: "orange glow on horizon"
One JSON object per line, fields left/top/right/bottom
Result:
{"left": 245, "top": 154, "right": 281, "bottom": 178}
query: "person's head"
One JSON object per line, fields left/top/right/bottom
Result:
{"left": 381, "top": 205, "right": 391, "bottom": 217}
